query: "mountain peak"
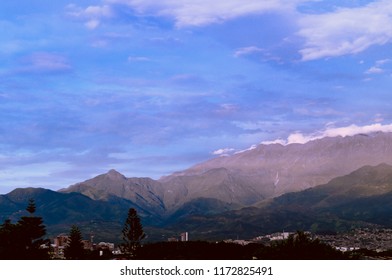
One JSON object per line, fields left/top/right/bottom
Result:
{"left": 105, "top": 169, "right": 126, "bottom": 180}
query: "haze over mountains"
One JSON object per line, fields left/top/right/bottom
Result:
{"left": 2, "top": 132, "right": 392, "bottom": 241}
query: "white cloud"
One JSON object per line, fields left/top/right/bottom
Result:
{"left": 286, "top": 132, "right": 312, "bottom": 144}
{"left": 85, "top": 19, "right": 101, "bottom": 30}
{"left": 234, "top": 46, "right": 264, "bottom": 58}
{"left": 374, "top": 114, "right": 385, "bottom": 123}
{"left": 106, "top": 0, "right": 311, "bottom": 27}
{"left": 298, "top": 0, "right": 392, "bottom": 60}
{"left": 285, "top": 123, "right": 392, "bottom": 145}
{"left": 260, "top": 139, "right": 286, "bottom": 145}
{"left": 84, "top": 5, "right": 113, "bottom": 18}
{"left": 66, "top": 4, "right": 113, "bottom": 30}
{"left": 212, "top": 148, "right": 235, "bottom": 156}
{"left": 366, "top": 66, "right": 384, "bottom": 74}
{"left": 365, "top": 58, "right": 392, "bottom": 74}
{"left": 376, "top": 58, "right": 392, "bottom": 65}
{"left": 67, "top": 4, "right": 113, "bottom": 18}
{"left": 234, "top": 144, "right": 257, "bottom": 154}
{"left": 212, "top": 123, "right": 392, "bottom": 157}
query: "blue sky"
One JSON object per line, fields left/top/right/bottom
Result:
{"left": 1, "top": 0, "right": 392, "bottom": 193}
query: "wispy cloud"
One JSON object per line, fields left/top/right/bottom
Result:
{"left": 212, "top": 148, "right": 235, "bottom": 156}
{"left": 365, "top": 66, "right": 384, "bottom": 74}
{"left": 127, "top": 56, "right": 151, "bottom": 62}
{"left": 234, "top": 46, "right": 264, "bottom": 58}
{"left": 66, "top": 4, "right": 114, "bottom": 29}
{"left": 298, "top": 0, "right": 392, "bottom": 60}
{"left": 365, "top": 58, "right": 392, "bottom": 74}
{"left": 285, "top": 123, "right": 392, "bottom": 144}
{"left": 223, "top": 123, "right": 392, "bottom": 155}
{"left": 17, "top": 52, "right": 72, "bottom": 74}
{"left": 105, "top": 0, "right": 310, "bottom": 27}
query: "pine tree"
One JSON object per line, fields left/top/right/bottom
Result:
{"left": 64, "top": 225, "right": 85, "bottom": 260}
{"left": 26, "top": 198, "right": 36, "bottom": 214}
{"left": 121, "top": 208, "right": 145, "bottom": 259}
{"left": 0, "top": 199, "right": 48, "bottom": 259}
{"left": 17, "top": 199, "right": 48, "bottom": 259}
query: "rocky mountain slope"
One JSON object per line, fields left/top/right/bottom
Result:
{"left": 167, "top": 163, "right": 392, "bottom": 239}
{"left": 59, "top": 132, "right": 392, "bottom": 214}
{"left": 59, "top": 169, "right": 166, "bottom": 216}
{"left": 160, "top": 132, "right": 392, "bottom": 209}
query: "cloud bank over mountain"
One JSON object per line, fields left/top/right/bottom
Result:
{"left": 285, "top": 123, "right": 392, "bottom": 144}
{"left": 215, "top": 123, "right": 392, "bottom": 156}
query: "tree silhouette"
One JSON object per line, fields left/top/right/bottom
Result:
{"left": 0, "top": 219, "right": 19, "bottom": 259}
{"left": 18, "top": 199, "right": 48, "bottom": 259}
{"left": 64, "top": 225, "right": 85, "bottom": 260}
{"left": 254, "top": 231, "right": 345, "bottom": 260}
{"left": 26, "top": 198, "right": 36, "bottom": 214}
{"left": 121, "top": 208, "right": 145, "bottom": 259}
{"left": 0, "top": 199, "right": 48, "bottom": 259}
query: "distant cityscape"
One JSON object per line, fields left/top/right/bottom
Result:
{"left": 42, "top": 228, "right": 392, "bottom": 259}
{"left": 316, "top": 228, "right": 392, "bottom": 253}
{"left": 225, "top": 228, "right": 392, "bottom": 259}
{"left": 46, "top": 231, "right": 190, "bottom": 259}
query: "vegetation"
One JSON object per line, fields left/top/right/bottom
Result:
{"left": 137, "top": 241, "right": 261, "bottom": 260}
{"left": 0, "top": 199, "right": 48, "bottom": 259}
{"left": 64, "top": 225, "right": 85, "bottom": 260}
{"left": 253, "top": 231, "right": 346, "bottom": 260}
{"left": 136, "top": 232, "right": 347, "bottom": 260}
{"left": 0, "top": 197, "right": 384, "bottom": 260}
{"left": 120, "top": 208, "right": 146, "bottom": 259}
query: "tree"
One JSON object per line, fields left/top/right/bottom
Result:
{"left": 26, "top": 198, "right": 36, "bottom": 214}
{"left": 254, "top": 231, "right": 346, "bottom": 260}
{"left": 0, "top": 199, "right": 48, "bottom": 259}
{"left": 64, "top": 225, "right": 85, "bottom": 260}
{"left": 16, "top": 199, "right": 48, "bottom": 259}
{"left": 0, "top": 219, "right": 18, "bottom": 259}
{"left": 121, "top": 208, "right": 145, "bottom": 259}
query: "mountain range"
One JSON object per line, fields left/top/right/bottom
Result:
{"left": 2, "top": 132, "right": 392, "bottom": 242}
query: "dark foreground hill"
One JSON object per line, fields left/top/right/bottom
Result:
{"left": 0, "top": 187, "right": 163, "bottom": 242}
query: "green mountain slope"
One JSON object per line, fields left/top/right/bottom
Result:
{"left": 0, "top": 188, "right": 158, "bottom": 242}
{"left": 166, "top": 163, "right": 392, "bottom": 239}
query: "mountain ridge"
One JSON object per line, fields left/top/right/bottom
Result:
{"left": 165, "top": 163, "right": 392, "bottom": 239}
{"left": 59, "top": 169, "right": 166, "bottom": 216}
{"left": 3, "top": 132, "right": 392, "bottom": 241}
{"left": 157, "top": 132, "right": 392, "bottom": 209}
{"left": 57, "top": 132, "right": 392, "bottom": 214}
{"left": 2, "top": 163, "right": 392, "bottom": 241}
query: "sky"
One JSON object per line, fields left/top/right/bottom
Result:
{"left": 1, "top": 0, "right": 392, "bottom": 193}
